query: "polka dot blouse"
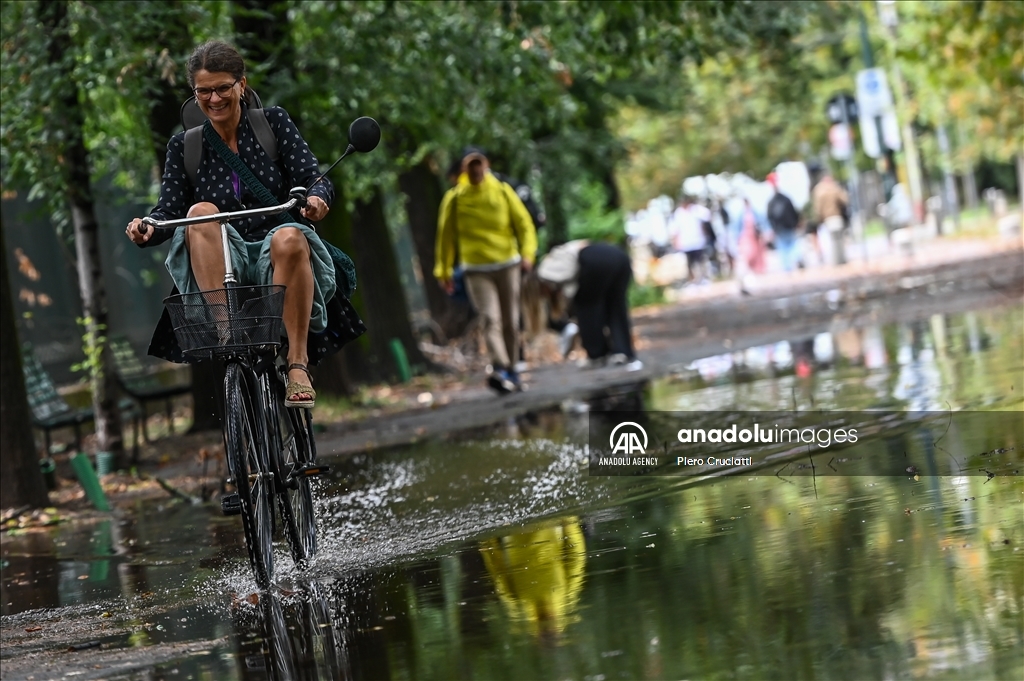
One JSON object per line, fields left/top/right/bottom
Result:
{"left": 144, "top": 106, "right": 334, "bottom": 247}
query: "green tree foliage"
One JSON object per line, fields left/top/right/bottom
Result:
{"left": 896, "top": 0, "right": 1024, "bottom": 169}
{"left": 613, "top": 1, "right": 859, "bottom": 209}
{"left": 3, "top": 0, "right": 828, "bottom": 396}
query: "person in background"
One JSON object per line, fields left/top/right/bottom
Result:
{"left": 883, "top": 183, "right": 914, "bottom": 239}
{"left": 731, "top": 198, "right": 768, "bottom": 283}
{"left": 766, "top": 172, "right": 803, "bottom": 272}
{"left": 669, "top": 196, "right": 710, "bottom": 284}
{"left": 435, "top": 149, "right": 537, "bottom": 394}
{"left": 707, "top": 198, "right": 729, "bottom": 277}
{"left": 533, "top": 240, "right": 642, "bottom": 371}
{"left": 811, "top": 172, "right": 849, "bottom": 266}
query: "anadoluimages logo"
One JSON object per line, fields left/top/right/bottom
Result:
{"left": 609, "top": 421, "right": 648, "bottom": 455}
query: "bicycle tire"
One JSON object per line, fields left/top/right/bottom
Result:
{"left": 259, "top": 589, "right": 299, "bottom": 679}
{"left": 299, "top": 580, "right": 347, "bottom": 676}
{"left": 224, "top": 363, "right": 275, "bottom": 588}
{"left": 274, "top": 400, "right": 318, "bottom": 565}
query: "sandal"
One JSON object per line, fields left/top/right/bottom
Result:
{"left": 285, "top": 363, "right": 316, "bottom": 409}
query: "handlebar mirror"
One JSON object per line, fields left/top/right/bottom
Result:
{"left": 348, "top": 117, "right": 380, "bottom": 154}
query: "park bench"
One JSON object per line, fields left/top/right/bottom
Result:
{"left": 21, "top": 343, "right": 141, "bottom": 461}
{"left": 109, "top": 335, "right": 191, "bottom": 442}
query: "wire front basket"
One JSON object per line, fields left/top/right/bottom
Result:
{"left": 163, "top": 285, "right": 286, "bottom": 360}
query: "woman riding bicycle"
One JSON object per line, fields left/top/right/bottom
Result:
{"left": 126, "top": 40, "right": 333, "bottom": 408}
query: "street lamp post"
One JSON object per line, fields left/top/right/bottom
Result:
{"left": 876, "top": 0, "right": 926, "bottom": 224}
{"left": 859, "top": 11, "right": 896, "bottom": 200}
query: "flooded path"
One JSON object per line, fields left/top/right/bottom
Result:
{"left": 2, "top": 301, "right": 1022, "bottom": 680}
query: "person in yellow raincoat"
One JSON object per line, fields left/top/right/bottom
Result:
{"left": 435, "top": 149, "right": 537, "bottom": 394}
{"left": 479, "top": 517, "right": 586, "bottom": 640}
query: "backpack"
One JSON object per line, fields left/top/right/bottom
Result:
{"left": 492, "top": 171, "right": 546, "bottom": 230}
{"left": 767, "top": 192, "right": 799, "bottom": 234}
{"left": 180, "top": 88, "right": 278, "bottom": 186}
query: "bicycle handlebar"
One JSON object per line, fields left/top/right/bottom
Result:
{"left": 139, "top": 189, "right": 306, "bottom": 235}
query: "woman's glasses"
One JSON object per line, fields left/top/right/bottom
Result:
{"left": 193, "top": 79, "right": 239, "bottom": 101}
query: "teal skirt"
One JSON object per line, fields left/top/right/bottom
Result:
{"left": 164, "top": 222, "right": 336, "bottom": 333}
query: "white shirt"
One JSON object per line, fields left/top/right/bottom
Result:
{"left": 670, "top": 204, "right": 709, "bottom": 252}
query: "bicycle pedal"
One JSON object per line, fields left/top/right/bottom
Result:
{"left": 294, "top": 463, "right": 331, "bottom": 478}
{"left": 221, "top": 493, "right": 242, "bottom": 516}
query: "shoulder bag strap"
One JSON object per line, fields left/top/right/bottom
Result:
{"left": 202, "top": 121, "right": 301, "bottom": 224}
{"left": 184, "top": 107, "right": 277, "bottom": 187}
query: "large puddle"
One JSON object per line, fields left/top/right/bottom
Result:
{"left": 2, "top": 300, "right": 1022, "bottom": 680}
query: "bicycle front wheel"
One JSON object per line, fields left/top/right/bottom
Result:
{"left": 225, "top": 363, "right": 275, "bottom": 588}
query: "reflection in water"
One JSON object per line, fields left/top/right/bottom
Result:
{"left": 893, "top": 320, "right": 945, "bottom": 410}
{"left": 2, "top": 301, "right": 1021, "bottom": 680}
{"left": 479, "top": 518, "right": 586, "bottom": 641}
{"left": 655, "top": 302, "right": 1022, "bottom": 411}
{"left": 232, "top": 580, "right": 349, "bottom": 681}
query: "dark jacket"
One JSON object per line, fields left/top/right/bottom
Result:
{"left": 144, "top": 105, "right": 333, "bottom": 246}
{"left": 766, "top": 191, "right": 801, "bottom": 235}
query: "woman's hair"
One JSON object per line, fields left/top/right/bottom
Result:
{"left": 186, "top": 40, "right": 246, "bottom": 88}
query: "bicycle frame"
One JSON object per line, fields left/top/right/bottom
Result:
{"left": 142, "top": 193, "right": 321, "bottom": 585}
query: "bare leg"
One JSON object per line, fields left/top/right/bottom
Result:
{"left": 183, "top": 203, "right": 226, "bottom": 289}
{"left": 270, "top": 227, "right": 315, "bottom": 402}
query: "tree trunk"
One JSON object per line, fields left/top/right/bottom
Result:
{"left": 962, "top": 168, "right": 979, "bottom": 211}
{"left": 310, "top": 192, "right": 359, "bottom": 394}
{"left": 1017, "top": 154, "right": 1024, "bottom": 212}
{"left": 41, "top": 0, "right": 125, "bottom": 466}
{"left": 397, "top": 161, "right": 473, "bottom": 341}
{"left": 136, "top": 5, "right": 219, "bottom": 432}
{"left": 541, "top": 174, "right": 569, "bottom": 248}
{"left": 0, "top": 223, "right": 50, "bottom": 509}
{"left": 136, "top": 11, "right": 221, "bottom": 432}
{"left": 142, "top": 1, "right": 192, "bottom": 173}
{"left": 351, "top": 187, "right": 429, "bottom": 381}
{"left": 232, "top": 0, "right": 297, "bottom": 108}
{"left": 232, "top": 0, "right": 295, "bottom": 79}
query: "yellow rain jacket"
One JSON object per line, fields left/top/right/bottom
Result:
{"left": 479, "top": 518, "right": 586, "bottom": 638}
{"left": 434, "top": 172, "right": 538, "bottom": 281}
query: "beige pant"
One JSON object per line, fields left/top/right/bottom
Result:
{"left": 818, "top": 215, "right": 845, "bottom": 266}
{"left": 464, "top": 264, "right": 520, "bottom": 369}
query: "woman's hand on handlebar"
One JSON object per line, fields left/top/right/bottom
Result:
{"left": 126, "top": 218, "right": 153, "bottom": 245}
{"left": 301, "top": 195, "right": 329, "bottom": 222}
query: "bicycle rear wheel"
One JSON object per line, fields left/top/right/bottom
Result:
{"left": 274, "top": 403, "right": 318, "bottom": 565}
{"left": 225, "top": 363, "right": 275, "bottom": 588}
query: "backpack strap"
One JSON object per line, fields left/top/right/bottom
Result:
{"left": 247, "top": 107, "right": 278, "bottom": 164}
{"left": 184, "top": 126, "right": 204, "bottom": 186}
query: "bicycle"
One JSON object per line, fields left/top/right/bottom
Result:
{"left": 140, "top": 117, "right": 379, "bottom": 589}
{"left": 141, "top": 196, "right": 324, "bottom": 588}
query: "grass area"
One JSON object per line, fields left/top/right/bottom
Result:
{"left": 311, "top": 372, "right": 467, "bottom": 424}
{"left": 629, "top": 283, "right": 667, "bottom": 309}
{"left": 864, "top": 218, "right": 887, "bottom": 239}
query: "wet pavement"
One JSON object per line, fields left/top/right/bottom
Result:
{"left": 318, "top": 234, "right": 1023, "bottom": 456}
{"left": 2, "top": 299, "right": 1023, "bottom": 680}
